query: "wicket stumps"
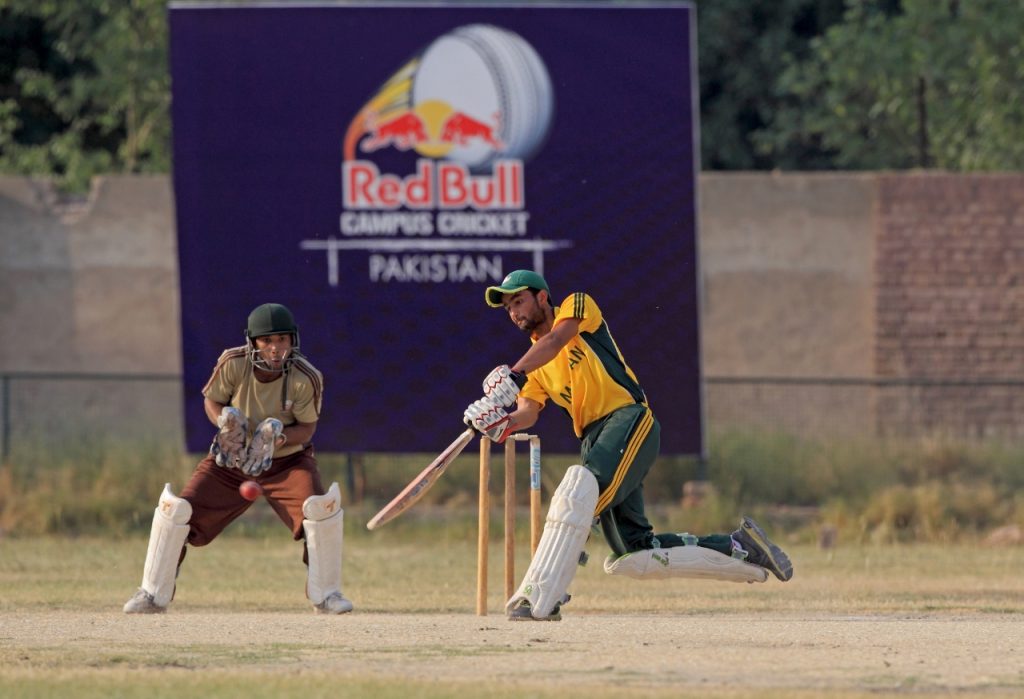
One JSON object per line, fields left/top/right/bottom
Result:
{"left": 476, "top": 433, "right": 542, "bottom": 616}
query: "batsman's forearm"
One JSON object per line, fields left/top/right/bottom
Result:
{"left": 506, "top": 412, "right": 536, "bottom": 434}
{"left": 511, "top": 319, "right": 580, "bottom": 374}
{"left": 507, "top": 397, "right": 541, "bottom": 433}
{"left": 511, "top": 340, "right": 559, "bottom": 374}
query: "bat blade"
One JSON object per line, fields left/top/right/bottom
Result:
{"left": 366, "top": 428, "right": 476, "bottom": 530}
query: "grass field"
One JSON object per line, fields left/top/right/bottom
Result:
{"left": 1, "top": 513, "right": 1022, "bottom": 698}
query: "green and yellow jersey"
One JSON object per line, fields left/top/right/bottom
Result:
{"left": 201, "top": 346, "right": 323, "bottom": 458}
{"left": 520, "top": 293, "right": 647, "bottom": 438}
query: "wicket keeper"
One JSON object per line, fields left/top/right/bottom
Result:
{"left": 124, "top": 303, "right": 353, "bottom": 615}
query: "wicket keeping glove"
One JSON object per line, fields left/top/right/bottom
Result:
{"left": 210, "top": 407, "right": 248, "bottom": 469}
{"left": 241, "top": 418, "right": 284, "bottom": 476}
{"left": 464, "top": 398, "right": 514, "bottom": 444}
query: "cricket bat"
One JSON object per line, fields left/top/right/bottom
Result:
{"left": 366, "top": 427, "right": 476, "bottom": 530}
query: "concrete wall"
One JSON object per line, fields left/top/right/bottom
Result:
{"left": 699, "top": 172, "right": 877, "bottom": 378}
{"left": 1, "top": 176, "right": 179, "bottom": 374}
{"left": 0, "top": 176, "right": 182, "bottom": 446}
{"left": 699, "top": 173, "right": 879, "bottom": 438}
{"left": 3, "top": 172, "right": 1022, "bottom": 448}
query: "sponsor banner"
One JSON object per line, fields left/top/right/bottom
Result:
{"left": 170, "top": 2, "right": 702, "bottom": 455}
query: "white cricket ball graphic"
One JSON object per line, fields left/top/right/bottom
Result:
{"left": 347, "top": 24, "right": 555, "bottom": 173}
{"left": 412, "top": 24, "right": 555, "bottom": 171}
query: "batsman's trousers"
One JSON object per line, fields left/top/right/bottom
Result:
{"left": 581, "top": 404, "right": 733, "bottom": 556}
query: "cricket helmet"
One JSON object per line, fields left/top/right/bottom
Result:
{"left": 245, "top": 303, "right": 300, "bottom": 370}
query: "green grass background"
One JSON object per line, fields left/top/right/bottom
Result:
{"left": 1, "top": 430, "right": 1021, "bottom": 697}
{"left": 1, "top": 430, "right": 1021, "bottom": 542}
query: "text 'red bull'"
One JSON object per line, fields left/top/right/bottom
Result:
{"left": 343, "top": 160, "right": 524, "bottom": 210}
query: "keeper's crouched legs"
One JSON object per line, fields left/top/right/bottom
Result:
{"left": 124, "top": 484, "right": 192, "bottom": 614}
{"left": 302, "top": 482, "right": 353, "bottom": 614}
{"left": 506, "top": 465, "right": 598, "bottom": 621}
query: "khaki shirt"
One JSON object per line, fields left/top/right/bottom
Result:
{"left": 202, "top": 345, "right": 323, "bottom": 458}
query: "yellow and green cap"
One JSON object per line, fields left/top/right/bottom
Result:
{"left": 485, "top": 270, "right": 550, "bottom": 307}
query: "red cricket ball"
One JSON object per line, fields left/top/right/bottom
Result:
{"left": 239, "top": 480, "right": 263, "bottom": 501}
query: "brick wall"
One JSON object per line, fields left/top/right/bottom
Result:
{"left": 875, "top": 173, "right": 1024, "bottom": 438}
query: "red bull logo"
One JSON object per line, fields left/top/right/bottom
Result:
{"left": 344, "top": 84, "right": 521, "bottom": 211}
{"left": 344, "top": 159, "right": 523, "bottom": 210}
{"left": 356, "top": 106, "right": 504, "bottom": 158}
{"left": 328, "top": 24, "right": 568, "bottom": 286}
{"left": 440, "top": 111, "right": 503, "bottom": 150}
{"left": 361, "top": 112, "right": 429, "bottom": 152}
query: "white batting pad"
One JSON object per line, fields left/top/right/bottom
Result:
{"left": 140, "top": 483, "right": 193, "bottom": 607}
{"left": 505, "top": 465, "right": 598, "bottom": 618}
{"left": 302, "top": 482, "right": 345, "bottom": 605}
{"left": 603, "top": 545, "right": 768, "bottom": 584}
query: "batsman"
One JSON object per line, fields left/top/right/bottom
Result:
{"left": 464, "top": 271, "right": 793, "bottom": 621}
{"left": 123, "top": 303, "right": 353, "bottom": 615}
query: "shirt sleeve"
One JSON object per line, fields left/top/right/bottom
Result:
{"left": 290, "top": 372, "right": 323, "bottom": 423}
{"left": 519, "top": 375, "right": 549, "bottom": 406}
{"left": 553, "top": 292, "right": 602, "bottom": 334}
{"left": 202, "top": 350, "right": 242, "bottom": 404}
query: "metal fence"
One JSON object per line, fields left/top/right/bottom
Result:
{"left": 3, "top": 372, "right": 1024, "bottom": 461}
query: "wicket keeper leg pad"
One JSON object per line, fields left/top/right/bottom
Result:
{"left": 604, "top": 546, "right": 768, "bottom": 583}
{"left": 141, "top": 483, "right": 193, "bottom": 606}
{"left": 303, "top": 482, "right": 345, "bottom": 605}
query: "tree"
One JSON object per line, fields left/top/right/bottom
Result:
{"left": 757, "top": 0, "right": 1024, "bottom": 170}
{"left": 2, "top": 0, "right": 1020, "bottom": 179}
{"left": 0, "top": 0, "right": 169, "bottom": 191}
{"left": 695, "top": 0, "right": 848, "bottom": 170}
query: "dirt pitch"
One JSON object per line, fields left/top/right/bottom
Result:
{"left": 3, "top": 538, "right": 1023, "bottom": 698}
{"left": 5, "top": 609, "right": 1022, "bottom": 697}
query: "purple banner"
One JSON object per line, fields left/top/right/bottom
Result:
{"left": 170, "top": 2, "right": 702, "bottom": 455}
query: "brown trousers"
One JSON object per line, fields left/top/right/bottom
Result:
{"left": 180, "top": 445, "right": 325, "bottom": 552}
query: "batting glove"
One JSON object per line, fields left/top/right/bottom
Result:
{"left": 482, "top": 365, "right": 527, "bottom": 408}
{"left": 464, "top": 398, "right": 514, "bottom": 443}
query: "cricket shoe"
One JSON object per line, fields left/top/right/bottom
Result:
{"left": 732, "top": 516, "right": 794, "bottom": 582}
{"left": 123, "top": 588, "right": 167, "bottom": 614}
{"left": 314, "top": 591, "right": 354, "bottom": 614}
{"left": 507, "top": 594, "right": 569, "bottom": 622}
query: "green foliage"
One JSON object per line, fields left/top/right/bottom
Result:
{"left": 3, "top": 431, "right": 1020, "bottom": 544}
{"left": 859, "top": 481, "right": 1009, "bottom": 543}
{"left": 2, "top": 0, "right": 1022, "bottom": 176}
{"left": 706, "top": 429, "right": 1023, "bottom": 542}
{"left": 0, "top": 434, "right": 191, "bottom": 535}
{"left": 707, "top": 429, "right": 899, "bottom": 507}
{"left": 757, "top": 0, "right": 1024, "bottom": 170}
{"left": 695, "top": 0, "right": 848, "bottom": 169}
{"left": 0, "top": 0, "right": 170, "bottom": 191}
